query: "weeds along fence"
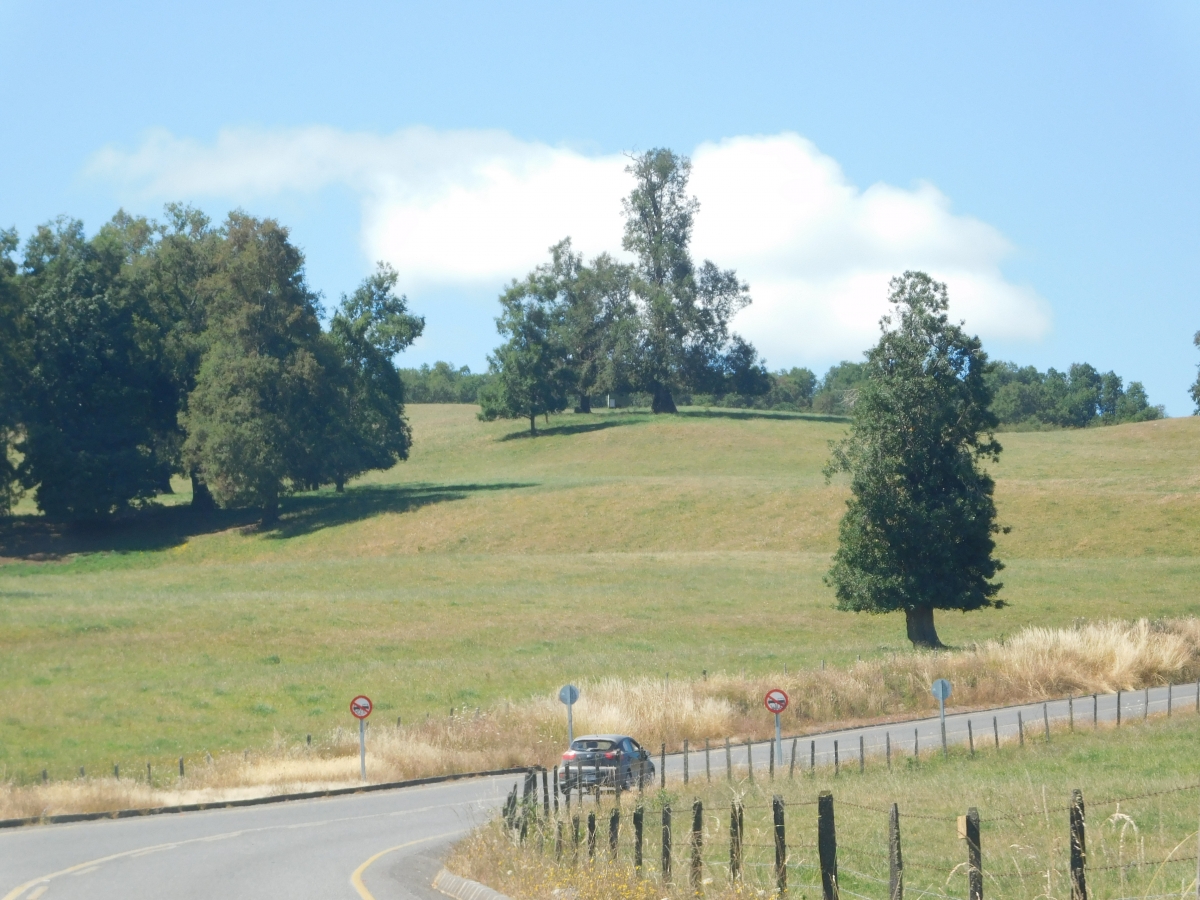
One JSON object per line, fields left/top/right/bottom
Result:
{"left": 485, "top": 768, "right": 1200, "bottom": 900}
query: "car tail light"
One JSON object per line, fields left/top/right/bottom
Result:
{"left": 562, "top": 750, "right": 576, "bottom": 760}
{"left": 604, "top": 751, "right": 617, "bottom": 759}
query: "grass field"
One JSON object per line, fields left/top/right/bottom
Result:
{"left": 451, "top": 708, "right": 1200, "bottom": 900}
{"left": 1, "top": 405, "right": 1198, "bottom": 783}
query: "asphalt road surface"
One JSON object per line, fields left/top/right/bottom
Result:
{"left": 3, "top": 683, "right": 1192, "bottom": 899}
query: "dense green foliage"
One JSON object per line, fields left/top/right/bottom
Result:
{"left": 826, "top": 272, "right": 1004, "bottom": 648}
{"left": 483, "top": 149, "right": 770, "bottom": 417}
{"left": 986, "top": 360, "right": 1163, "bottom": 428}
{"left": 1191, "top": 330, "right": 1200, "bottom": 414}
{"left": 400, "top": 362, "right": 493, "bottom": 403}
{"left": 0, "top": 208, "right": 421, "bottom": 520}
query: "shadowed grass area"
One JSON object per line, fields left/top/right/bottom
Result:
{"left": 0, "top": 405, "right": 1198, "bottom": 783}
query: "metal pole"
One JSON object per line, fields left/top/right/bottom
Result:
{"left": 359, "top": 717, "right": 367, "bottom": 782}
{"left": 775, "top": 712, "right": 783, "bottom": 767}
{"left": 567, "top": 702, "right": 573, "bottom": 745}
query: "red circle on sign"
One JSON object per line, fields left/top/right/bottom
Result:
{"left": 350, "top": 695, "right": 373, "bottom": 719}
{"left": 764, "top": 689, "right": 789, "bottom": 714}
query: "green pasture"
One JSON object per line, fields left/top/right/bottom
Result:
{"left": 1, "top": 405, "right": 1198, "bottom": 779}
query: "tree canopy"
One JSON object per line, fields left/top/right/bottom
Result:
{"left": 825, "top": 272, "right": 1005, "bottom": 649}
{"left": 1191, "top": 331, "right": 1200, "bottom": 415}
{"left": 0, "top": 208, "right": 422, "bottom": 522}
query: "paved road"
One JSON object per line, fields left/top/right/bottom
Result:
{"left": 659, "top": 682, "right": 1198, "bottom": 782}
{"left": 0, "top": 775, "right": 513, "bottom": 900}
{"left": 3, "top": 683, "right": 1192, "bottom": 899}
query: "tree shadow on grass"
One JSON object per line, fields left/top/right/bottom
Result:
{"left": 497, "top": 417, "right": 644, "bottom": 441}
{"left": 676, "top": 409, "right": 850, "bottom": 424}
{"left": 0, "top": 481, "right": 533, "bottom": 562}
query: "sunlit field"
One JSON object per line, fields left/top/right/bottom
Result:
{"left": 1, "top": 405, "right": 1198, "bottom": 784}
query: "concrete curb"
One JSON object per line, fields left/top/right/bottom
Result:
{"left": 433, "top": 867, "right": 513, "bottom": 900}
{"left": 0, "top": 766, "right": 533, "bottom": 831}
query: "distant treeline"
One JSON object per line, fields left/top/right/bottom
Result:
{"left": 404, "top": 357, "right": 1162, "bottom": 427}
{"left": 0, "top": 207, "right": 423, "bottom": 521}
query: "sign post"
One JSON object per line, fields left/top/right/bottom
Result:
{"left": 350, "top": 694, "right": 373, "bottom": 782}
{"left": 764, "top": 689, "right": 789, "bottom": 766}
{"left": 931, "top": 679, "right": 952, "bottom": 757}
{"left": 559, "top": 684, "right": 580, "bottom": 744}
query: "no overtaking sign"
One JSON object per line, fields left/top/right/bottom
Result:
{"left": 764, "top": 689, "right": 789, "bottom": 713}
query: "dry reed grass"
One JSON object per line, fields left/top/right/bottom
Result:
{"left": 4, "top": 618, "right": 1197, "bottom": 820}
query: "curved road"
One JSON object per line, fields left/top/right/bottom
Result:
{"left": 2, "top": 683, "right": 1192, "bottom": 899}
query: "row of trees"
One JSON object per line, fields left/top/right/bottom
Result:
{"left": 1192, "top": 331, "right": 1200, "bottom": 413}
{"left": 0, "top": 207, "right": 422, "bottom": 521}
{"left": 478, "top": 149, "right": 769, "bottom": 432}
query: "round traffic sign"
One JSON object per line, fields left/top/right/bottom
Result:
{"left": 764, "top": 688, "right": 790, "bottom": 714}
{"left": 931, "top": 679, "right": 952, "bottom": 702}
{"left": 350, "top": 695, "right": 373, "bottom": 719}
{"left": 558, "top": 684, "right": 579, "bottom": 706}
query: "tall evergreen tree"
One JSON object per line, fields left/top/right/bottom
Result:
{"left": 621, "top": 149, "right": 760, "bottom": 412}
{"left": 324, "top": 263, "right": 424, "bottom": 490}
{"left": 181, "top": 213, "right": 331, "bottom": 521}
{"left": 1191, "top": 331, "right": 1200, "bottom": 415}
{"left": 825, "top": 272, "right": 1005, "bottom": 648}
{"left": 18, "top": 214, "right": 177, "bottom": 520}
{"left": 478, "top": 269, "right": 572, "bottom": 434}
{"left": 0, "top": 228, "right": 24, "bottom": 514}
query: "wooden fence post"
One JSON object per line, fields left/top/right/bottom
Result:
{"left": 810, "top": 740, "right": 816, "bottom": 774}
{"left": 661, "top": 744, "right": 666, "bottom": 790}
{"left": 746, "top": 740, "right": 754, "bottom": 781}
{"left": 889, "top": 803, "right": 903, "bottom": 900}
{"left": 114, "top": 764, "right": 119, "bottom": 779}
{"left": 1070, "top": 789, "right": 1087, "bottom": 900}
{"left": 859, "top": 735, "right": 865, "bottom": 774}
{"left": 587, "top": 811, "right": 596, "bottom": 860}
{"left": 706, "top": 739, "right": 711, "bottom": 781}
{"left": 1044, "top": 703, "right": 1051, "bottom": 742}
{"left": 818, "top": 791, "right": 838, "bottom": 900}
{"left": 573, "top": 815, "right": 581, "bottom": 864}
{"left": 1116, "top": 690, "right": 1121, "bottom": 726}
{"left": 993, "top": 716, "right": 999, "bottom": 750}
{"left": 179, "top": 757, "right": 184, "bottom": 778}
{"left": 1093, "top": 694, "right": 1098, "bottom": 728}
{"left": 684, "top": 739, "right": 689, "bottom": 785}
{"left": 543, "top": 767, "right": 551, "bottom": 819}
{"left": 967, "top": 721, "right": 975, "bottom": 757}
{"left": 966, "top": 807, "right": 981, "bottom": 900}
{"left": 1144, "top": 687, "right": 1149, "bottom": 720}
{"left": 913, "top": 728, "right": 919, "bottom": 762}
{"left": 634, "top": 804, "right": 644, "bottom": 873}
{"left": 610, "top": 808, "right": 620, "bottom": 859}
{"left": 691, "top": 800, "right": 704, "bottom": 892}
{"left": 834, "top": 739, "right": 839, "bottom": 776}
{"left": 790, "top": 738, "right": 797, "bottom": 779}
{"left": 662, "top": 804, "right": 672, "bottom": 882}
{"left": 1168, "top": 683, "right": 1173, "bottom": 717}
{"left": 774, "top": 795, "right": 787, "bottom": 896}
{"left": 1018, "top": 712, "right": 1024, "bottom": 747}
{"left": 555, "top": 819, "right": 564, "bottom": 861}
{"left": 770, "top": 738, "right": 776, "bottom": 780}
{"left": 595, "top": 759, "right": 602, "bottom": 803}
{"left": 725, "top": 737, "right": 733, "bottom": 781}
{"left": 1069, "top": 696, "right": 1074, "bottom": 731}
{"left": 730, "top": 799, "right": 744, "bottom": 883}
{"left": 886, "top": 732, "right": 892, "bottom": 769}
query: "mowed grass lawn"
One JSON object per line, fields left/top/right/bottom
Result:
{"left": 1, "top": 405, "right": 1198, "bottom": 780}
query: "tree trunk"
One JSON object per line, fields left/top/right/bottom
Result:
{"left": 529, "top": 414, "right": 537, "bottom": 435}
{"left": 905, "top": 606, "right": 944, "bottom": 649}
{"left": 189, "top": 471, "right": 216, "bottom": 513}
{"left": 651, "top": 383, "right": 678, "bottom": 414}
{"left": 261, "top": 496, "right": 279, "bottom": 526}
{"left": 578, "top": 394, "right": 591, "bottom": 413}
{"left": 335, "top": 476, "right": 345, "bottom": 493}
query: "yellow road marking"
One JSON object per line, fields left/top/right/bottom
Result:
{"left": 349, "top": 830, "right": 464, "bottom": 900}
{"left": 2, "top": 796, "right": 487, "bottom": 900}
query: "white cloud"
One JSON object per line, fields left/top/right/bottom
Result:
{"left": 89, "top": 126, "right": 1050, "bottom": 366}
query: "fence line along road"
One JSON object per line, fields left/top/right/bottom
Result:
{"left": 657, "top": 681, "right": 1198, "bottom": 781}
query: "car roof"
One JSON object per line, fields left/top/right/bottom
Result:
{"left": 572, "top": 734, "right": 634, "bottom": 742}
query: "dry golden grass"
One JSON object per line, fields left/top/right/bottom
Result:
{"left": 5, "top": 617, "right": 1198, "bottom": 819}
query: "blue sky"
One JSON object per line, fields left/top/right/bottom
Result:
{"left": 2, "top": 2, "right": 1198, "bottom": 412}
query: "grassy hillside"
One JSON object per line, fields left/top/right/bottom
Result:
{"left": 1, "top": 406, "right": 1198, "bottom": 780}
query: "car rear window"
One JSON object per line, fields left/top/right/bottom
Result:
{"left": 571, "top": 739, "right": 617, "bottom": 751}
